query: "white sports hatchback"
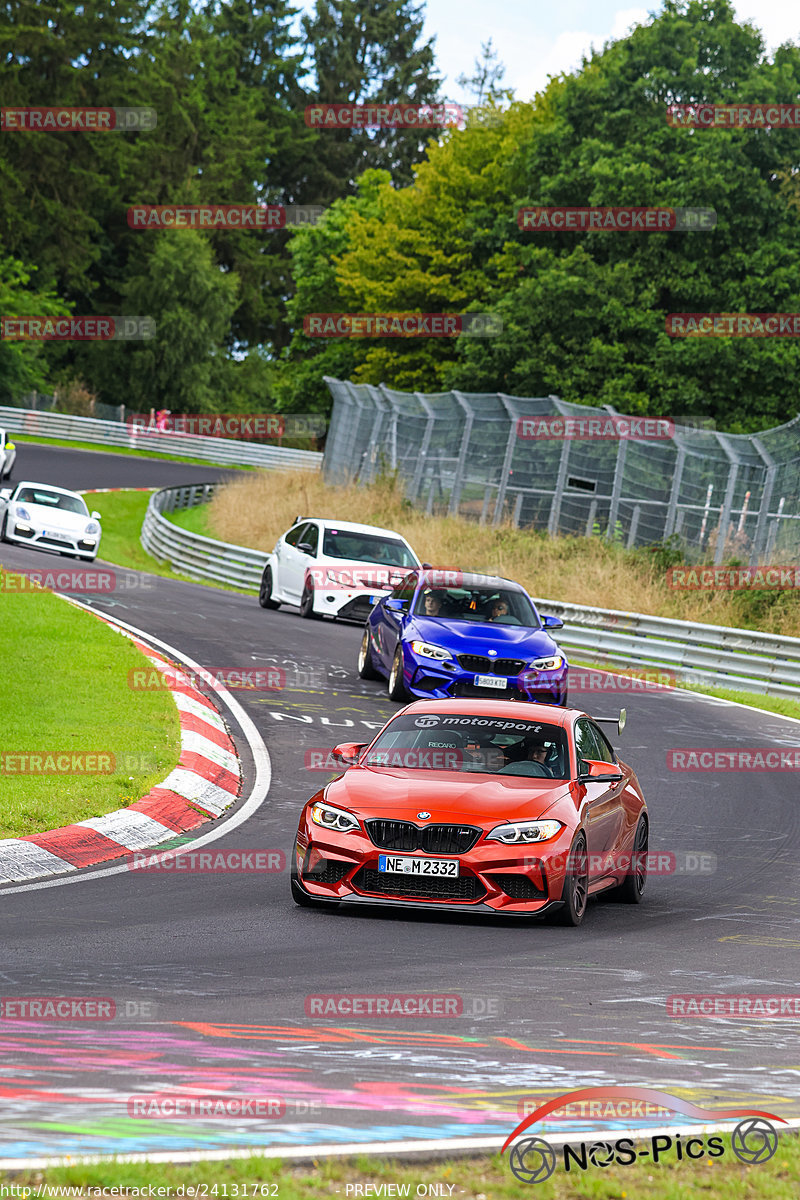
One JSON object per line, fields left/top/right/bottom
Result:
{"left": 258, "top": 517, "right": 420, "bottom": 621}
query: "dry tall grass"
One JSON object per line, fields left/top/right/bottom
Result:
{"left": 208, "top": 470, "right": 800, "bottom": 638}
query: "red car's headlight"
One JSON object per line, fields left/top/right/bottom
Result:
{"left": 310, "top": 801, "right": 360, "bottom": 834}
{"left": 486, "top": 819, "right": 564, "bottom": 844}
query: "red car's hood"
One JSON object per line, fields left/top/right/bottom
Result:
{"left": 324, "top": 767, "right": 570, "bottom": 823}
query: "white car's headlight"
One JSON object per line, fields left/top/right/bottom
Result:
{"left": 84, "top": 521, "right": 100, "bottom": 536}
{"left": 15, "top": 506, "right": 31, "bottom": 521}
{"left": 310, "top": 801, "right": 360, "bottom": 834}
{"left": 410, "top": 640, "right": 451, "bottom": 660}
{"left": 530, "top": 655, "right": 564, "bottom": 671}
{"left": 486, "top": 819, "right": 563, "bottom": 844}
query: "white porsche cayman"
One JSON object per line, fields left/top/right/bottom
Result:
{"left": 0, "top": 481, "right": 103, "bottom": 562}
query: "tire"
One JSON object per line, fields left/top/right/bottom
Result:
{"left": 552, "top": 834, "right": 588, "bottom": 926}
{"left": 0, "top": 514, "right": 8, "bottom": 543}
{"left": 299, "top": 579, "right": 321, "bottom": 619}
{"left": 609, "top": 815, "right": 648, "bottom": 904}
{"left": 290, "top": 844, "right": 333, "bottom": 909}
{"left": 387, "top": 646, "right": 409, "bottom": 701}
{"left": 357, "top": 629, "right": 380, "bottom": 679}
{"left": 258, "top": 565, "right": 280, "bottom": 610}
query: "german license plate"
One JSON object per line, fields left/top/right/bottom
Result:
{"left": 475, "top": 674, "right": 507, "bottom": 689}
{"left": 43, "top": 530, "right": 70, "bottom": 542}
{"left": 378, "top": 855, "right": 459, "bottom": 877}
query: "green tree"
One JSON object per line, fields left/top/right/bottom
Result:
{"left": 77, "top": 231, "right": 239, "bottom": 412}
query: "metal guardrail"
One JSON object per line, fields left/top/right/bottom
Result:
{"left": 141, "top": 484, "right": 268, "bottom": 589}
{"left": 0, "top": 406, "right": 322, "bottom": 472}
{"left": 532, "top": 598, "right": 800, "bottom": 699}
{"left": 141, "top": 484, "right": 800, "bottom": 700}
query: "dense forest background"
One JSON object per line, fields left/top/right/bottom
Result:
{"left": 2, "top": 0, "right": 800, "bottom": 433}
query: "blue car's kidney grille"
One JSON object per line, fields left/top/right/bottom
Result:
{"left": 457, "top": 654, "right": 526, "bottom": 675}
{"left": 366, "top": 820, "right": 481, "bottom": 854}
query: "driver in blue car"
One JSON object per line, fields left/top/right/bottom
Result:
{"left": 423, "top": 589, "right": 445, "bottom": 616}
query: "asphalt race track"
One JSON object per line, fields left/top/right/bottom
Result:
{"left": 1, "top": 445, "right": 799, "bottom": 1164}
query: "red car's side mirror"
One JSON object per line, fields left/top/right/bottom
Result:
{"left": 578, "top": 758, "right": 624, "bottom": 783}
{"left": 332, "top": 742, "right": 367, "bottom": 765}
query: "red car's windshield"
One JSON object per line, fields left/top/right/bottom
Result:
{"left": 363, "top": 713, "right": 569, "bottom": 779}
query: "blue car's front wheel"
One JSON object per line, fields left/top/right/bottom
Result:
{"left": 388, "top": 647, "right": 409, "bottom": 701}
{"left": 358, "top": 629, "right": 380, "bottom": 680}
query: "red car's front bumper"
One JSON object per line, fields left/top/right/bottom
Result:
{"left": 294, "top": 817, "right": 575, "bottom": 915}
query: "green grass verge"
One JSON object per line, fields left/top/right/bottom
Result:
{"left": 5, "top": 1134, "right": 800, "bottom": 1197}
{"left": 0, "top": 577, "right": 180, "bottom": 839}
{"left": 166, "top": 503, "right": 213, "bottom": 538}
{"left": 85, "top": 491, "right": 251, "bottom": 593}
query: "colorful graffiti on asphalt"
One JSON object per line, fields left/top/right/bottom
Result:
{"left": 1, "top": 1019, "right": 796, "bottom": 1162}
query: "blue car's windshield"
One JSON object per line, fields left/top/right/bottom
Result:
{"left": 414, "top": 586, "right": 539, "bottom": 627}
{"left": 363, "top": 713, "right": 569, "bottom": 779}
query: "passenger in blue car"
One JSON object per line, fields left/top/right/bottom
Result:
{"left": 489, "top": 597, "right": 522, "bottom": 625}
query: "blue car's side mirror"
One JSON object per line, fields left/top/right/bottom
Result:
{"left": 540, "top": 613, "right": 564, "bottom": 630}
{"left": 385, "top": 598, "right": 408, "bottom": 612}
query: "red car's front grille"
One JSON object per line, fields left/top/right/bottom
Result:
{"left": 366, "top": 820, "right": 482, "bottom": 854}
{"left": 352, "top": 867, "right": 485, "bottom": 902}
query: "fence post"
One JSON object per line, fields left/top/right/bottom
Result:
{"left": 749, "top": 439, "right": 777, "bottom": 566}
{"left": 606, "top": 437, "right": 628, "bottom": 539}
{"left": 626, "top": 505, "right": 641, "bottom": 547}
{"left": 492, "top": 395, "right": 521, "bottom": 526}
{"left": 714, "top": 460, "right": 739, "bottom": 565}
{"left": 664, "top": 442, "right": 686, "bottom": 538}
{"left": 409, "top": 394, "right": 436, "bottom": 500}
{"left": 448, "top": 391, "right": 474, "bottom": 515}
{"left": 548, "top": 438, "right": 571, "bottom": 537}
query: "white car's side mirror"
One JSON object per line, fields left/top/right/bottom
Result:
{"left": 0, "top": 489, "right": 11, "bottom": 501}
{"left": 91, "top": 511, "right": 102, "bottom": 520}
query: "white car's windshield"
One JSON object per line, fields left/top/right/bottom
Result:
{"left": 363, "top": 714, "right": 569, "bottom": 779}
{"left": 322, "top": 529, "right": 416, "bottom": 567}
{"left": 16, "top": 488, "right": 88, "bottom": 515}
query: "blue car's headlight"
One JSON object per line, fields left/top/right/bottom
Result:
{"left": 530, "top": 655, "right": 564, "bottom": 671}
{"left": 409, "top": 640, "right": 451, "bottom": 661}
{"left": 486, "top": 819, "right": 563, "bottom": 844}
{"left": 310, "top": 801, "right": 360, "bottom": 834}
{"left": 15, "top": 506, "right": 31, "bottom": 521}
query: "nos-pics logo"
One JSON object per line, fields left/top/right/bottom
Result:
{"left": 503, "top": 1087, "right": 783, "bottom": 1184}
